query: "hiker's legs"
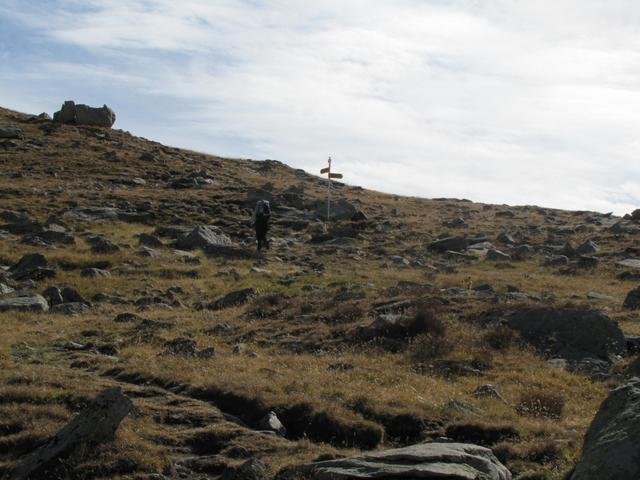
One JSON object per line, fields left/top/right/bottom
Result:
{"left": 256, "top": 225, "right": 266, "bottom": 251}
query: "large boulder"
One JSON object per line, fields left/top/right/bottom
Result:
{"left": 0, "top": 125, "right": 23, "bottom": 139}
{"left": 12, "top": 387, "right": 131, "bottom": 480}
{"left": 623, "top": 286, "right": 640, "bottom": 310}
{"left": 428, "top": 236, "right": 469, "bottom": 253}
{"left": 176, "top": 225, "right": 233, "bottom": 250}
{"left": 316, "top": 198, "right": 359, "bottom": 221}
{"left": 570, "top": 378, "right": 640, "bottom": 480}
{"left": 276, "top": 442, "right": 511, "bottom": 480}
{"left": 0, "top": 295, "right": 49, "bottom": 312}
{"left": 53, "top": 100, "right": 116, "bottom": 127}
{"left": 9, "top": 253, "right": 56, "bottom": 281}
{"left": 481, "top": 307, "right": 625, "bottom": 362}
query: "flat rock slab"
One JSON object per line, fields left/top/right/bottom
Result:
{"left": 0, "top": 295, "right": 49, "bottom": 312}
{"left": 616, "top": 259, "right": 640, "bottom": 269}
{"left": 276, "top": 442, "right": 511, "bottom": 480}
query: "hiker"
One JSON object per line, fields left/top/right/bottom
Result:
{"left": 252, "top": 199, "right": 271, "bottom": 251}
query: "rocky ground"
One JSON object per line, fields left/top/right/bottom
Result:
{"left": 1, "top": 105, "right": 640, "bottom": 479}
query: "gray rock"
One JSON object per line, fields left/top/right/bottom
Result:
{"left": 0, "top": 125, "right": 23, "bottom": 139}
{"left": 87, "top": 235, "right": 119, "bottom": 254}
{"left": 0, "top": 294, "right": 49, "bottom": 312}
{"left": 316, "top": 198, "right": 359, "bottom": 221}
{"left": 0, "top": 283, "right": 15, "bottom": 296}
{"left": 224, "top": 458, "right": 268, "bottom": 480}
{"left": 587, "top": 292, "right": 616, "bottom": 301}
{"left": 50, "top": 302, "right": 90, "bottom": 315}
{"left": 53, "top": 100, "right": 76, "bottom": 123}
{"left": 138, "top": 233, "right": 163, "bottom": 248}
{"left": 9, "top": 253, "right": 56, "bottom": 281}
{"left": 486, "top": 249, "right": 511, "bottom": 261}
{"left": 623, "top": 286, "right": 640, "bottom": 310}
{"left": 513, "top": 244, "right": 535, "bottom": 260}
{"left": 570, "top": 378, "right": 640, "bottom": 480}
{"left": 576, "top": 239, "right": 599, "bottom": 255}
{"left": 473, "top": 384, "right": 507, "bottom": 403}
{"left": 481, "top": 307, "right": 625, "bottom": 362}
{"left": 136, "top": 247, "right": 160, "bottom": 258}
{"left": 617, "top": 258, "right": 640, "bottom": 270}
{"left": 0, "top": 210, "right": 31, "bottom": 223}
{"left": 206, "top": 288, "right": 257, "bottom": 310}
{"left": 64, "top": 206, "right": 120, "bottom": 221}
{"left": 42, "top": 286, "right": 64, "bottom": 306}
{"left": 497, "top": 232, "right": 515, "bottom": 244}
{"left": 53, "top": 100, "right": 116, "bottom": 127}
{"left": 176, "top": 225, "right": 233, "bottom": 250}
{"left": 12, "top": 387, "right": 131, "bottom": 480}
{"left": 467, "top": 241, "right": 494, "bottom": 250}
{"left": 276, "top": 442, "right": 511, "bottom": 480}
{"left": 543, "top": 255, "right": 569, "bottom": 266}
{"left": 81, "top": 268, "right": 111, "bottom": 278}
{"left": 428, "top": 236, "right": 469, "bottom": 253}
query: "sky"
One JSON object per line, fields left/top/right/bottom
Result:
{"left": 1, "top": 1, "right": 640, "bottom": 215}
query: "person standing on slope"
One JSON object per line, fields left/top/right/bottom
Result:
{"left": 252, "top": 199, "right": 271, "bottom": 251}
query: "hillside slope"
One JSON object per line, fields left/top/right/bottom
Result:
{"left": 1, "top": 105, "right": 639, "bottom": 479}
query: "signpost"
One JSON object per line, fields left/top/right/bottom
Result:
{"left": 320, "top": 156, "right": 343, "bottom": 220}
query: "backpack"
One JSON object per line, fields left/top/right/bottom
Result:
{"left": 256, "top": 200, "right": 271, "bottom": 219}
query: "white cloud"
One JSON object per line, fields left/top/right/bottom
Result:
{"left": 2, "top": 0, "right": 640, "bottom": 214}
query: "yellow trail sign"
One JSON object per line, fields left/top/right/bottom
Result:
{"left": 320, "top": 167, "right": 330, "bottom": 174}
{"left": 329, "top": 173, "right": 343, "bottom": 179}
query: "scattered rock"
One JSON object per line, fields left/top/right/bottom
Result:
{"left": 496, "top": 232, "right": 515, "bottom": 244}
{"left": 543, "top": 255, "right": 569, "bottom": 267}
{"left": 176, "top": 225, "right": 233, "bottom": 250}
{"left": 623, "top": 286, "right": 640, "bottom": 310}
{"left": 87, "top": 235, "right": 119, "bottom": 254}
{"left": 276, "top": 442, "right": 511, "bottom": 480}
{"left": 224, "top": 458, "right": 268, "bottom": 480}
{"left": 206, "top": 288, "right": 258, "bottom": 310}
{"left": 81, "top": 268, "right": 112, "bottom": 278}
{"left": 50, "top": 302, "right": 90, "bottom": 315}
{"left": 486, "top": 249, "right": 511, "bottom": 261}
{"left": 473, "top": 384, "right": 507, "bottom": 403}
{"left": 138, "top": 233, "right": 164, "bottom": 248}
{"left": 12, "top": 387, "right": 131, "bottom": 480}
{"left": 576, "top": 239, "right": 599, "bottom": 255}
{"left": 428, "top": 236, "right": 468, "bottom": 253}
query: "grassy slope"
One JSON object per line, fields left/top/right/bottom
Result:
{"left": 0, "top": 106, "right": 637, "bottom": 479}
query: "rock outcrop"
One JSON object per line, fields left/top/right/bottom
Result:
{"left": 481, "top": 307, "right": 625, "bottom": 362}
{"left": 276, "top": 442, "right": 511, "bottom": 479}
{"left": 53, "top": 100, "right": 116, "bottom": 127}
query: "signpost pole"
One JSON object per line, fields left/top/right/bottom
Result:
{"left": 320, "top": 157, "right": 342, "bottom": 222}
{"left": 327, "top": 156, "right": 331, "bottom": 221}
